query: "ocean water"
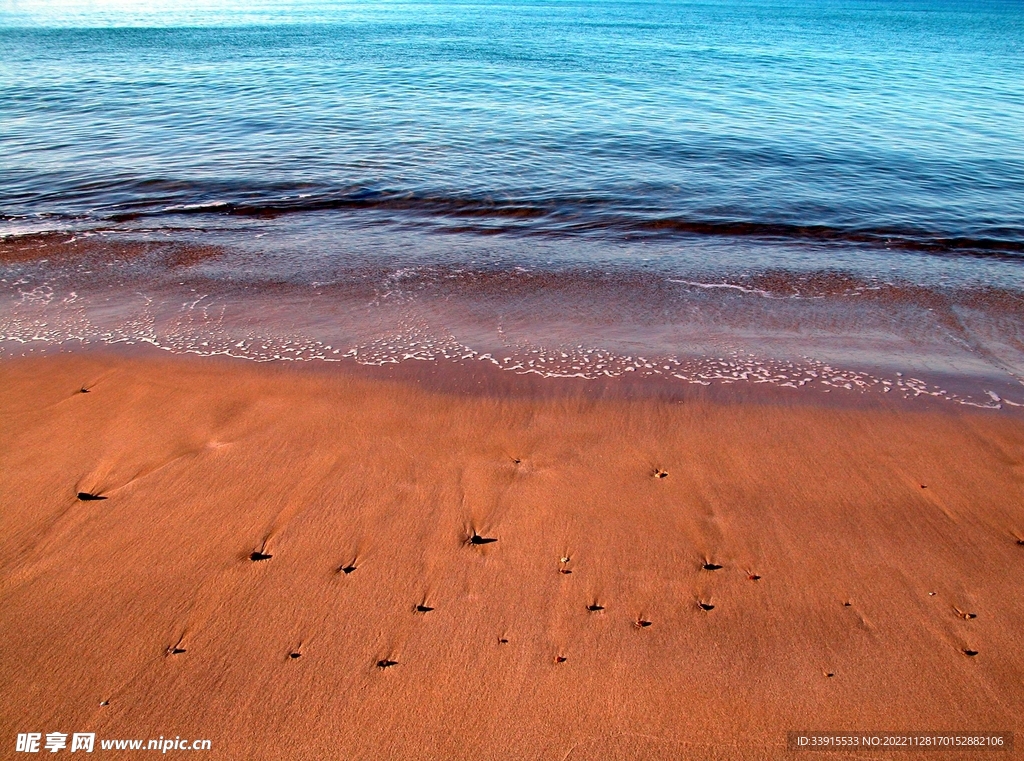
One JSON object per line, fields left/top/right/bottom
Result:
{"left": 1, "top": 0, "right": 1023, "bottom": 404}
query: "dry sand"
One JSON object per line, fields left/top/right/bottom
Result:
{"left": 1, "top": 350, "right": 1022, "bottom": 760}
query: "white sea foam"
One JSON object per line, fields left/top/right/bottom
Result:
{"left": 0, "top": 281, "right": 1018, "bottom": 410}
{"left": 667, "top": 279, "right": 776, "bottom": 298}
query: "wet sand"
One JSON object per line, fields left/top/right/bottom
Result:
{"left": 1, "top": 349, "right": 1022, "bottom": 760}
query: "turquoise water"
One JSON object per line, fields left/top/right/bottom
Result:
{"left": 1, "top": 0, "right": 1023, "bottom": 403}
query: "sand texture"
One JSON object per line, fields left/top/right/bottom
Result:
{"left": 1, "top": 352, "right": 1022, "bottom": 760}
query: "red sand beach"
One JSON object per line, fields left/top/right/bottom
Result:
{"left": 1, "top": 350, "right": 1022, "bottom": 759}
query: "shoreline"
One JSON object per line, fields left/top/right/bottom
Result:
{"left": 3, "top": 233, "right": 1024, "bottom": 415}
{"left": 3, "top": 338, "right": 1022, "bottom": 415}
{"left": 1, "top": 347, "right": 1022, "bottom": 759}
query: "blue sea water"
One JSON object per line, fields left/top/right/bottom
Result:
{"left": 1, "top": 0, "right": 1023, "bottom": 402}
{"left": 2, "top": 0, "right": 1023, "bottom": 253}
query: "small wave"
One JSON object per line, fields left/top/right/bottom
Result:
{"left": 161, "top": 201, "right": 230, "bottom": 213}
{"left": 74, "top": 188, "right": 1024, "bottom": 260}
{"left": 5, "top": 184, "right": 1024, "bottom": 259}
{"left": 0, "top": 220, "right": 76, "bottom": 240}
